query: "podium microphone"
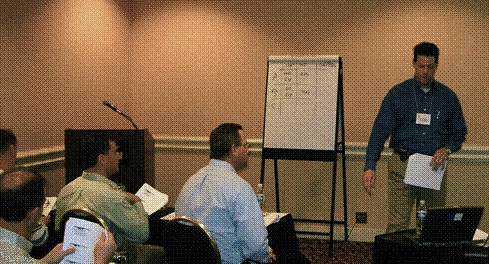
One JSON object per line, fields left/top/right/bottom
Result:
{"left": 103, "top": 100, "right": 122, "bottom": 114}
{"left": 103, "top": 100, "right": 139, "bottom": 130}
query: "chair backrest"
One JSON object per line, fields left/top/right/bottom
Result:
{"left": 162, "top": 216, "right": 221, "bottom": 264}
{"left": 59, "top": 208, "right": 108, "bottom": 237}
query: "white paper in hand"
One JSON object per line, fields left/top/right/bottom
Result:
{"left": 135, "top": 183, "right": 169, "bottom": 215}
{"left": 404, "top": 153, "right": 446, "bottom": 190}
{"left": 61, "top": 218, "right": 105, "bottom": 264}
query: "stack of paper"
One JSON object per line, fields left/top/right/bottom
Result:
{"left": 404, "top": 153, "right": 446, "bottom": 190}
{"left": 161, "top": 212, "right": 176, "bottom": 221}
{"left": 263, "top": 212, "right": 287, "bottom": 227}
{"left": 473, "top": 228, "right": 489, "bottom": 246}
{"left": 61, "top": 218, "right": 106, "bottom": 264}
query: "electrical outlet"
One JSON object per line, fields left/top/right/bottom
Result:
{"left": 356, "top": 212, "right": 367, "bottom": 224}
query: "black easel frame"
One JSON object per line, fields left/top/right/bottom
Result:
{"left": 260, "top": 58, "right": 347, "bottom": 257}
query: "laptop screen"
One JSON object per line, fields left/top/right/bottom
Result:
{"left": 419, "top": 207, "right": 484, "bottom": 244}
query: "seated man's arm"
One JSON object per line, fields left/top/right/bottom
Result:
{"left": 235, "top": 187, "right": 270, "bottom": 263}
{"left": 105, "top": 194, "right": 150, "bottom": 243}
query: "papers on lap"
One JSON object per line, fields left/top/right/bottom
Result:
{"left": 404, "top": 153, "right": 446, "bottom": 190}
{"left": 162, "top": 212, "right": 287, "bottom": 227}
{"left": 263, "top": 212, "right": 286, "bottom": 227}
{"left": 135, "top": 183, "right": 169, "bottom": 215}
{"left": 161, "top": 212, "right": 176, "bottom": 221}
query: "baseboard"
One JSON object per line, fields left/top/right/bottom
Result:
{"left": 294, "top": 222, "right": 385, "bottom": 242}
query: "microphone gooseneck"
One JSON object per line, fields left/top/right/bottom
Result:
{"left": 102, "top": 100, "right": 139, "bottom": 129}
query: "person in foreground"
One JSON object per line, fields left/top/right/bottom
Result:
{"left": 54, "top": 134, "right": 149, "bottom": 248}
{"left": 175, "top": 123, "right": 276, "bottom": 264}
{"left": 1, "top": 129, "right": 50, "bottom": 248}
{"left": 0, "top": 167, "right": 117, "bottom": 264}
{"left": 362, "top": 42, "right": 467, "bottom": 233}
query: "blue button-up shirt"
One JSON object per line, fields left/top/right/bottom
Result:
{"left": 175, "top": 159, "right": 269, "bottom": 264}
{"left": 365, "top": 78, "right": 467, "bottom": 171}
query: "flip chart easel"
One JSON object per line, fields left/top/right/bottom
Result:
{"left": 260, "top": 55, "right": 347, "bottom": 257}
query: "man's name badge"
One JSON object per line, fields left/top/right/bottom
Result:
{"left": 416, "top": 113, "right": 431, "bottom": 125}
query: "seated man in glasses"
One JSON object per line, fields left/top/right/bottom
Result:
{"left": 54, "top": 134, "right": 164, "bottom": 263}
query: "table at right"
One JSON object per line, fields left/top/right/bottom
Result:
{"left": 372, "top": 229, "right": 489, "bottom": 263}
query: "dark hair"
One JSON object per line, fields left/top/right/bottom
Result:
{"left": 413, "top": 42, "right": 439, "bottom": 64}
{"left": 0, "top": 129, "right": 17, "bottom": 153}
{"left": 78, "top": 134, "right": 111, "bottom": 169}
{"left": 0, "top": 167, "right": 46, "bottom": 222}
{"left": 209, "top": 123, "right": 243, "bottom": 160}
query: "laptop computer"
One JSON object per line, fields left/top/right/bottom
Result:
{"left": 406, "top": 207, "right": 484, "bottom": 246}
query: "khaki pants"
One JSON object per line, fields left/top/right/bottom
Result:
{"left": 386, "top": 152, "right": 446, "bottom": 233}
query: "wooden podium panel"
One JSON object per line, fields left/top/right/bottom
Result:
{"left": 65, "top": 129, "right": 155, "bottom": 193}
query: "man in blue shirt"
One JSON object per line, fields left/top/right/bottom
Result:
{"left": 175, "top": 123, "right": 275, "bottom": 264}
{"left": 362, "top": 42, "right": 467, "bottom": 233}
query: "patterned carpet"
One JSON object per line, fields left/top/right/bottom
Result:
{"left": 298, "top": 238, "right": 374, "bottom": 264}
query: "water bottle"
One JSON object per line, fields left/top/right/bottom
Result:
{"left": 416, "top": 200, "right": 427, "bottom": 235}
{"left": 256, "top": 183, "right": 265, "bottom": 211}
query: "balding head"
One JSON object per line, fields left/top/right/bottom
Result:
{"left": 0, "top": 167, "right": 46, "bottom": 222}
{"left": 1, "top": 169, "right": 32, "bottom": 188}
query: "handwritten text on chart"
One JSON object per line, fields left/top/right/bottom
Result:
{"left": 263, "top": 56, "right": 340, "bottom": 150}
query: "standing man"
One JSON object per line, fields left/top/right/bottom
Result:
{"left": 54, "top": 134, "right": 149, "bottom": 248}
{"left": 362, "top": 42, "right": 467, "bottom": 233}
{"left": 0, "top": 167, "right": 117, "bottom": 264}
{"left": 175, "top": 123, "right": 275, "bottom": 264}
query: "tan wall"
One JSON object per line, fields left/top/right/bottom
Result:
{"left": 1, "top": 0, "right": 132, "bottom": 149}
{"left": 1, "top": 0, "right": 488, "bottom": 151}
{"left": 2, "top": 0, "right": 489, "bottom": 241}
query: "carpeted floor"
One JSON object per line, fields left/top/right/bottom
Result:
{"left": 298, "top": 238, "right": 374, "bottom": 263}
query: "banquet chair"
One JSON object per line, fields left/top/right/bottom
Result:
{"left": 162, "top": 216, "right": 221, "bottom": 264}
{"left": 59, "top": 208, "right": 108, "bottom": 236}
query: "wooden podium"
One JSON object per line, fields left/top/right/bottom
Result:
{"left": 64, "top": 129, "right": 155, "bottom": 193}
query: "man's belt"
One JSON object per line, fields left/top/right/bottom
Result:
{"left": 393, "top": 149, "right": 413, "bottom": 162}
